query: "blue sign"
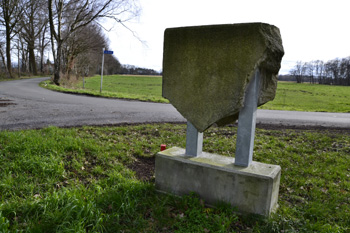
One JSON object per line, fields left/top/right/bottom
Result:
{"left": 104, "top": 50, "right": 113, "bottom": 54}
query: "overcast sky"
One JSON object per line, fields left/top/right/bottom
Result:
{"left": 106, "top": 0, "right": 350, "bottom": 74}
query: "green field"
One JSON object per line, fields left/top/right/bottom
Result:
{"left": 0, "top": 124, "right": 349, "bottom": 232}
{"left": 43, "top": 75, "right": 350, "bottom": 113}
{"left": 262, "top": 82, "right": 350, "bottom": 112}
{"left": 43, "top": 75, "right": 167, "bottom": 103}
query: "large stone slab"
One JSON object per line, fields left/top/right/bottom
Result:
{"left": 163, "top": 23, "right": 284, "bottom": 132}
{"left": 155, "top": 147, "right": 281, "bottom": 216}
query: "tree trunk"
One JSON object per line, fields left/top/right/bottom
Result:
{"left": 39, "top": 27, "right": 47, "bottom": 74}
{"left": 53, "top": 42, "right": 62, "bottom": 85}
{"left": 49, "top": 0, "right": 62, "bottom": 85}
{"left": 0, "top": 45, "right": 10, "bottom": 78}
{"left": 28, "top": 42, "right": 38, "bottom": 75}
{"left": 40, "top": 49, "right": 44, "bottom": 74}
{"left": 28, "top": 9, "right": 38, "bottom": 75}
{"left": 5, "top": 23, "right": 13, "bottom": 78}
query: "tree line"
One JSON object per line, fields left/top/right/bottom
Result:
{"left": 0, "top": 0, "right": 150, "bottom": 85}
{"left": 287, "top": 57, "right": 350, "bottom": 86}
{"left": 119, "top": 64, "right": 160, "bottom": 75}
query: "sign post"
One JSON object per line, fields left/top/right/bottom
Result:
{"left": 100, "top": 48, "right": 105, "bottom": 93}
{"left": 100, "top": 49, "right": 114, "bottom": 93}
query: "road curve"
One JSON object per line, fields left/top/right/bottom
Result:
{"left": 0, "top": 78, "right": 349, "bottom": 130}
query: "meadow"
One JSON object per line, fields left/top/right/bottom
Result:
{"left": 1, "top": 75, "right": 349, "bottom": 231}
{"left": 43, "top": 75, "right": 350, "bottom": 113}
{"left": 0, "top": 124, "right": 349, "bottom": 232}
{"left": 42, "top": 75, "right": 166, "bottom": 103}
{"left": 262, "top": 81, "right": 350, "bottom": 112}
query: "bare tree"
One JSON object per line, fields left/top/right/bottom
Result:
{"left": 64, "top": 23, "right": 122, "bottom": 78}
{"left": 306, "top": 61, "right": 315, "bottom": 84}
{"left": 290, "top": 58, "right": 350, "bottom": 86}
{"left": 339, "top": 57, "right": 350, "bottom": 86}
{"left": 290, "top": 61, "right": 307, "bottom": 83}
{"left": 38, "top": 23, "right": 50, "bottom": 73}
{"left": 314, "top": 60, "right": 322, "bottom": 82}
{"left": 63, "top": 23, "right": 107, "bottom": 78}
{"left": 48, "top": 0, "right": 140, "bottom": 85}
{"left": 18, "top": 34, "right": 29, "bottom": 73}
{"left": 0, "top": 35, "right": 10, "bottom": 77}
{"left": 19, "top": 0, "right": 48, "bottom": 75}
{"left": 0, "top": 0, "right": 24, "bottom": 78}
{"left": 326, "top": 59, "right": 340, "bottom": 84}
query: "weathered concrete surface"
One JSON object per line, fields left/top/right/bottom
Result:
{"left": 235, "top": 70, "right": 260, "bottom": 167}
{"left": 163, "top": 23, "right": 284, "bottom": 132}
{"left": 185, "top": 121, "right": 203, "bottom": 156}
{"left": 155, "top": 147, "right": 281, "bottom": 216}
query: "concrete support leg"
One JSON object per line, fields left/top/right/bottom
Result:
{"left": 185, "top": 121, "right": 203, "bottom": 157}
{"left": 235, "top": 69, "right": 261, "bottom": 167}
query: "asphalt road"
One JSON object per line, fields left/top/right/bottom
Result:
{"left": 0, "top": 77, "right": 349, "bottom": 131}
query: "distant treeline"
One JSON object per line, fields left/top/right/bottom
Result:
{"left": 119, "top": 65, "right": 161, "bottom": 75}
{"left": 278, "top": 75, "right": 296, "bottom": 82}
{"left": 286, "top": 57, "right": 350, "bottom": 86}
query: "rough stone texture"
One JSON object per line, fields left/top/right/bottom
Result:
{"left": 163, "top": 23, "right": 284, "bottom": 132}
{"left": 155, "top": 147, "right": 281, "bottom": 216}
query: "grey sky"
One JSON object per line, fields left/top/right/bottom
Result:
{"left": 107, "top": 0, "right": 350, "bottom": 74}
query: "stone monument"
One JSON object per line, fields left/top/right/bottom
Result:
{"left": 156, "top": 23, "right": 284, "bottom": 216}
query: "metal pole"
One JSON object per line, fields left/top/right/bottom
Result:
{"left": 17, "top": 39, "right": 20, "bottom": 78}
{"left": 234, "top": 69, "right": 261, "bottom": 167}
{"left": 185, "top": 121, "right": 203, "bottom": 157}
{"left": 100, "top": 48, "right": 105, "bottom": 93}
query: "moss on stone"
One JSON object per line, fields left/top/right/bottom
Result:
{"left": 163, "top": 23, "right": 284, "bottom": 132}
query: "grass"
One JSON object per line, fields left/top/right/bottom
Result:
{"left": 41, "top": 75, "right": 350, "bottom": 113}
{"left": 260, "top": 82, "right": 350, "bottom": 112}
{"left": 0, "top": 124, "right": 349, "bottom": 232}
{"left": 41, "top": 75, "right": 168, "bottom": 103}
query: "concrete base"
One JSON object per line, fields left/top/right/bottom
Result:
{"left": 155, "top": 147, "right": 281, "bottom": 216}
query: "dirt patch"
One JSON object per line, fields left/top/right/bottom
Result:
{"left": 256, "top": 123, "right": 350, "bottom": 135}
{"left": 0, "top": 98, "right": 16, "bottom": 107}
{"left": 129, "top": 156, "right": 155, "bottom": 182}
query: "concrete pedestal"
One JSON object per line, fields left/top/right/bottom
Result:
{"left": 155, "top": 147, "right": 281, "bottom": 216}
